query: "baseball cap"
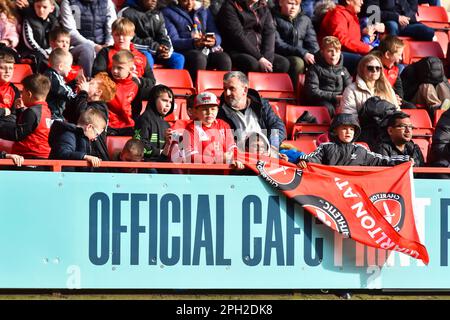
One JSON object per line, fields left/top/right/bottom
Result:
{"left": 194, "top": 92, "right": 219, "bottom": 108}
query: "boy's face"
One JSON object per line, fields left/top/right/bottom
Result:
{"left": 0, "top": 62, "right": 14, "bottom": 84}
{"left": 120, "top": 150, "right": 144, "bottom": 162}
{"left": 155, "top": 92, "right": 173, "bottom": 116}
{"left": 140, "top": 0, "right": 157, "bottom": 11}
{"left": 385, "top": 47, "right": 404, "bottom": 66}
{"left": 111, "top": 60, "right": 132, "bottom": 80}
{"left": 335, "top": 125, "right": 355, "bottom": 143}
{"left": 50, "top": 35, "right": 70, "bottom": 51}
{"left": 322, "top": 46, "right": 341, "bottom": 66}
{"left": 88, "top": 79, "right": 101, "bottom": 99}
{"left": 84, "top": 119, "right": 106, "bottom": 142}
{"left": 280, "top": 0, "right": 300, "bottom": 20}
{"left": 34, "top": 0, "right": 54, "bottom": 20}
{"left": 57, "top": 56, "right": 73, "bottom": 77}
{"left": 179, "top": 0, "right": 195, "bottom": 12}
{"left": 192, "top": 105, "right": 218, "bottom": 127}
{"left": 112, "top": 32, "right": 134, "bottom": 51}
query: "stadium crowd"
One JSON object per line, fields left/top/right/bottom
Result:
{"left": 0, "top": 0, "right": 449, "bottom": 173}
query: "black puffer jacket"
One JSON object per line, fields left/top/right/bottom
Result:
{"left": 217, "top": 0, "right": 275, "bottom": 61}
{"left": 48, "top": 120, "right": 90, "bottom": 161}
{"left": 133, "top": 85, "right": 175, "bottom": 160}
{"left": 120, "top": 3, "right": 173, "bottom": 53}
{"left": 374, "top": 139, "right": 424, "bottom": 167}
{"left": 299, "top": 113, "right": 410, "bottom": 165}
{"left": 304, "top": 52, "right": 352, "bottom": 105}
{"left": 362, "top": 0, "right": 418, "bottom": 23}
{"left": 429, "top": 109, "right": 450, "bottom": 167}
{"left": 272, "top": 7, "right": 319, "bottom": 58}
{"left": 218, "top": 88, "right": 286, "bottom": 147}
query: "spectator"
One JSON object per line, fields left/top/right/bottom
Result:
{"left": 48, "top": 108, "right": 107, "bottom": 170}
{"left": 272, "top": 0, "right": 319, "bottom": 84}
{"left": 21, "top": 0, "right": 58, "bottom": 69}
{"left": 92, "top": 17, "right": 156, "bottom": 94}
{"left": 107, "top": 49, "right": 143, "bottom": 136}
{"left": 429, "top": 108, "right": 450, "bottom": 177}
{"left": 115, "top": 138, "right": 148, "bottom": 173}
{"left": 119, "top": 0, "right": 185, "bottom": 70}
{"left": 304, "top": 36, "right": 352, "bottom": 117}
{"left": 134, "top": 84, "right": 175, "bottom": 161}
{"left": 42, "top": 48, "right": 77, "bottom": 120}
{"left": 296, "top": 113, "right": 411, "bottom": 167}
{"left": 9, "top": 74, "right": 52, "bottom": 159}
{"left": 217, "top": 0, "right": 289, "bottom": 74}
{"left": 218, "top": 71, "right": 286, "bottom": 150}
{"left": 167, "top": 91, "right": 243, "bottom": 169}
{"left": 162, "top": 0, "right": 231, "bottom": 82}
{"left": 60, "top": 0, "right": 117, "bottom": 77}
{"left": 63, "top": 72, "right": 117, "bottom": 161}
{"left": 319, "top": 0, "right": 372, "bottom": 75}
{"left": 0, "top": 52, "right": 20, "bottom": 139}
{"left": 0, "top": 1, "right": 19, "bottom": 49}
{"left": 362, "top": 0, "right": 434, "bottom": 41}
{"left": 301, "top": 0, "right": 317, "bottom": 17}
{"left": 373, "top": 112, "right": 424, "bottom": 167}
{"left": 339, "top": 54, "right": 399, "bottom": 115}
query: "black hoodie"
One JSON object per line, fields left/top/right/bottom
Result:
{"left": 134, "top": 85, "right": 175, "bottom": 160}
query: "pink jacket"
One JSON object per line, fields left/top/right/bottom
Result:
{"left": 0, "top": 19, "right": 19, "bottom": 48}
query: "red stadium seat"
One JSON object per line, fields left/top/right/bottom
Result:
{"left": 0, "top": 139, "right": 13, "bottom": 154}
{"left": 284, "top": 137, "right": 316, "bottom": 154}
{"left": 296, "top": 73, "right": 306, "bottom": 104}
{"left": 417, "top": 5, "right": 449, "bottom": 26}
{"left": 107, "top": 136, "right": 132, "bottom": 159}
{"left": 434, "top": 109, "right": 446, "bottom": 127}
{"left": 248, "top": 72, "right": 296, "bottom": 101}
{"left": 402, "top": 41, "right": 445, "bottom": 64}
{"left": 270, "top": 101, "right": 287, "bottom": 123}
{"left": 286, "top": 105, "right": 331, "bottom": 139}
{"left": 196, "top": 70, "right": 227, "bottom": 97}
{"left": 11, "top": 64, "right": 33, "bottom": 91}
{"left": 153, "top": 69, "right": 195, "bottom": 97}
{"left": 402, "top": 109, "right": 433, "bottom": 138}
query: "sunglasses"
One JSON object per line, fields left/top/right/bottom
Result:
{"left": 366, "top": 65, "right": 382, "bottom": 72}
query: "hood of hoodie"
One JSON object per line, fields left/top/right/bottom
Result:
{"left": 329, "top": 113, "right": 361, "bottom": 143}
{"left": 49, "top": 120, "right": 86, "bottom": 147}
{"left": 146, "top": 84, "right": 175, "bottom": 117}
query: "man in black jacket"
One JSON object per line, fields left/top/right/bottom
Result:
{"left": 217, "top": 0, "right": 289, "bottom": 73}
{"left": 373, "top": 112, "right": 424, "bottom": 167}
{"left": 429, "top": 108, "right": 450, "bottom": 176}
{"left": 119, "top": 0, "right": 185, "bottom": 70}
{"left": 218, "top": 71, "right": 286, "bottom": 150}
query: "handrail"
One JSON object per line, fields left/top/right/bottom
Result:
{"left": 0, "top": 159, "right": 450, "bottom": 174}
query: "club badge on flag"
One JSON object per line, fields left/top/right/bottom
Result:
{"left": 242, "top": 155, "right": 429, "bottom": 264}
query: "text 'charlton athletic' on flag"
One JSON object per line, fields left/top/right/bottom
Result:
{"left": 241, "top": 155, "right": 429, "bottom": 265}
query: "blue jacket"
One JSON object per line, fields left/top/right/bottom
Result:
{"left": 48, "top": 120, "right": 90, "bottom": 161}
{"left": 162, "top": 4, "right": 222, "bottom": 52}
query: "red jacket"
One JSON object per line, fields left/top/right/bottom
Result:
{"left": 12, "top": 101, "right": 52, "bottom": 158}
{"left": 319, "top": 5, "right": 370, "bottom": 55}
{"left": 384, "top": 64, "right": 399, "bottom": 87}
{"left": 0, "top": 81, "right": 20, "bottom": 117}
{"left": 107, "top": 75, "right": 140, "bottom": 129}
{"left": 107, "top": 44, "right": 148, "bottom": 78}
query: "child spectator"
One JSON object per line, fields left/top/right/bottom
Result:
{"left": 9, "top": 74, "right": 52, "bottom": 159}
{"left": 107, "top": 49, "right": 144, "bottom": 136}
{"left": 22, "top": 0, "right": 58, "bottom": 69}
{"left": 120, "top": 0, "right": 185, "bottom": 70}
{"left": 166, "top": 91, "right": 243, "bottom": 168}
{"left": 115, "top": 138, "right": 150, "bottom": 173}
{"left": 0, "top": 150, "right": 24, "bottom": 166}
{"left": 43, "top": 48, "right": 76, "bottom": 120}
{"left": 63, "top": 72, "right": 117, "bottom": 161}
{"left": 272, "top": 0, "right": 319, "bottom": 83}
{"left": 48, "top": 108, "right": 107, "bottom": 169}
{"left": 92, "top": 17, "right": 155, "bottom": 95}
{"left": 134, "top": 84, "right": 175, "bottom": 161}
{"left": 304, "top": 36, "right": 352, "bottom": 117}
{"left": 0, "top": 52, "right": 20, "bottom": 123}
{"left": 0, "top": 1, "right": 19, "bottom": 50}
{"left": 296, "top": 113, "right": 411, "bottom": 168}
{"left": 373, "top": 112, "right": 424, "bottom": 167}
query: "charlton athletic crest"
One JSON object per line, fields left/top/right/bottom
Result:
{"left": 369, "top": 192, "right": 406, "bottom": 231}
{"left": 256, "top": 160, "right": 302, "bottom": 191}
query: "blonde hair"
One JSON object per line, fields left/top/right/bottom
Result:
{"left": 321, "top": 36, "right": 341, "bottom": 50}
{"left": 48, "top": 47, "right": 72, "bottom": 67}
{"left": 357, "top": 54, "right": 397, "bottom": 105}
{"left": 112, "top": 17, "right": 135, "bottom": 36}
{"left": 93, "top": 72, "right": 117, "bottom": 102}
{"left": 112, "top": 49, "right": 134, "bottom": 64}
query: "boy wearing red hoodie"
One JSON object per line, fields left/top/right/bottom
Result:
{"left": 0, "top": 52, "right": 20, "bottom": 137}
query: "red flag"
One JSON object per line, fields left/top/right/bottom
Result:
{"left": 242, "top": 155, "right": 429, "bottom": 264}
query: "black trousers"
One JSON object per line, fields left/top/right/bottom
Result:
{"left": 183, "top": 50, "right": 232, "bottom": 82}
{"left": 229, "top": 53, "right": 290, "bottom": 74}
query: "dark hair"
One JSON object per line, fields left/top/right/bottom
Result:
{"left": 386, "top": 112, "right": 410, "bottom": 128}
{"left": 377, "top": 35, "right": 404, "bottom": 55}
{"left": 22, "top": 74, "right": 51, "bottom": 99}
{"left": 186, "top": 93, "right": 196, "bottom": 109}
{"left": 78, "top": 108, "right": 107, "bottom": 126}
{"left": 338, "top": 0, "right": 348, "bottom": 5}
{"left": 49, "top": 27, "right": 70, "bottom": 42}
{"left": 123, "top": 138, "right": 145, "bottom": 158}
